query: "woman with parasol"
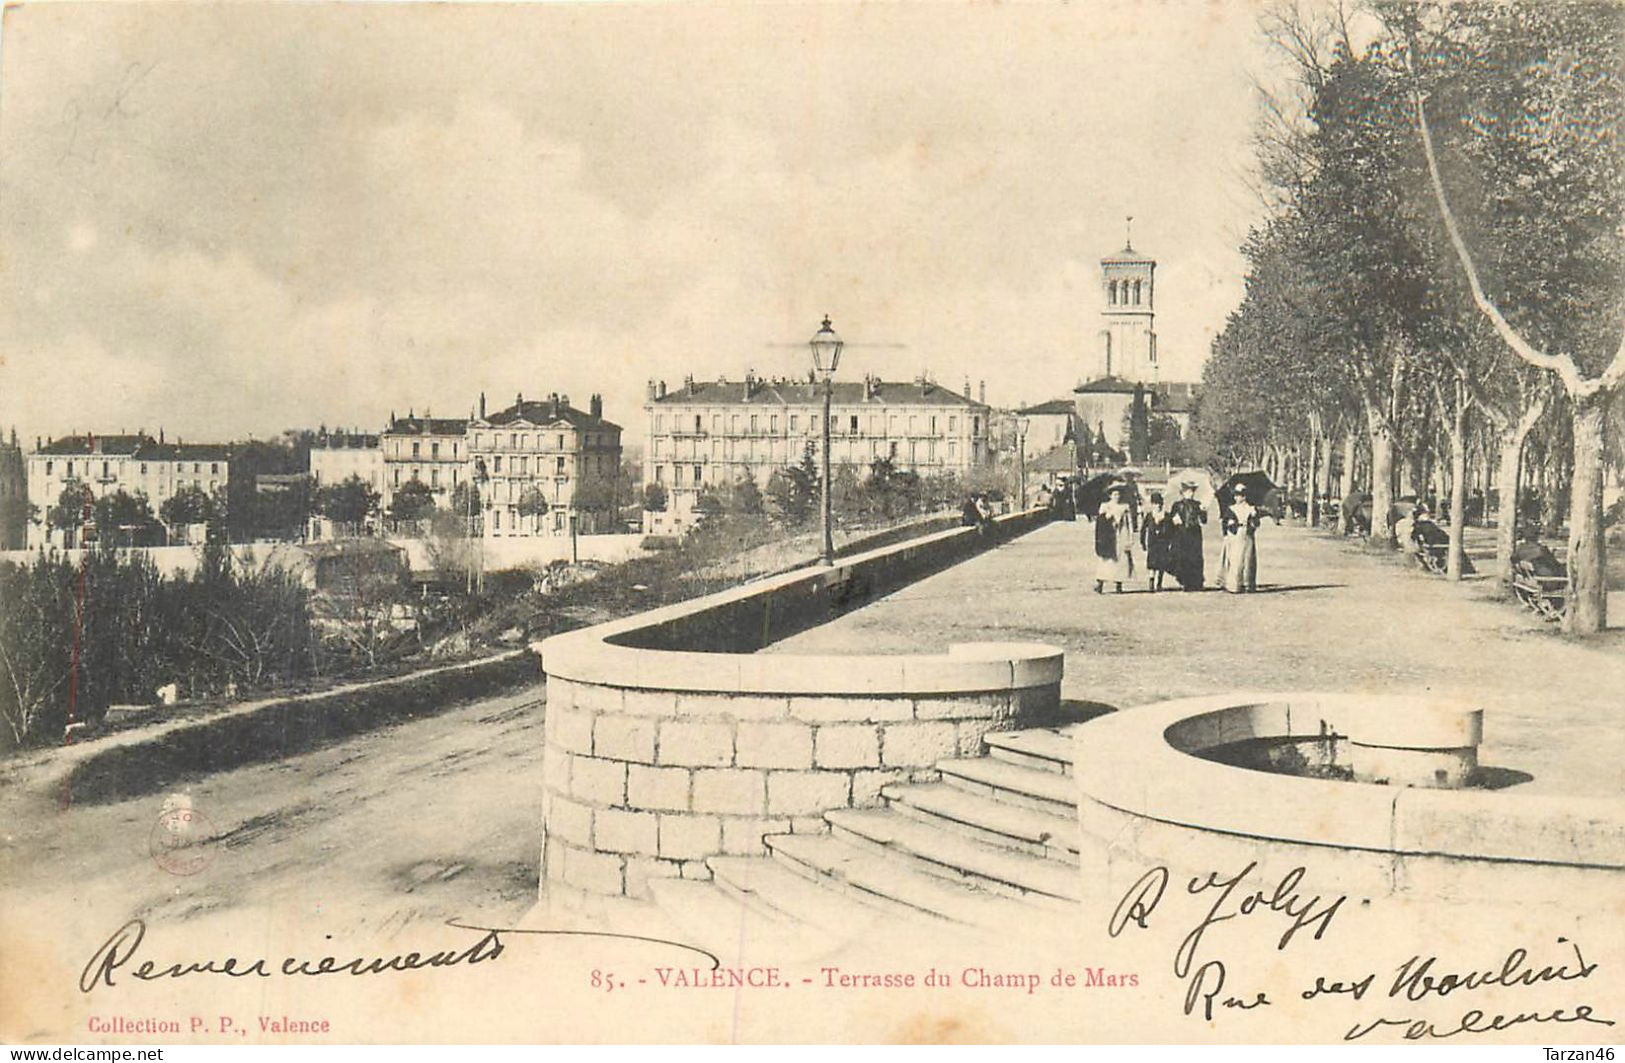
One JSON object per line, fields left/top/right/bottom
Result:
{"left": 1093, "top": 484, "right": 1136, "bottom": 594}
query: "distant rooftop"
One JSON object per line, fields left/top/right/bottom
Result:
{"left": 651, "top": 377, "right": 988, "bottom": 409}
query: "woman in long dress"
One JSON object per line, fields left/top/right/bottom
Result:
{"left": 1141, "top": 491, "right": 1173, "bottom": 592}
{"left": 1220, "top": 483, "right": 1260, "bottom": 593}
{"left": 1167, "top": 481, "right": 1207, "bottom": 591}
{"left": 1093, "top": 485, "right": 1136, "bottom": 594}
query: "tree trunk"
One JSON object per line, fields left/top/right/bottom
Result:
{"left": 1368, "top": 417, "right": 1395, "bottom": 549}
{"left": 1493, "top": 432, "right": 1524, "bottom": 587}
{"left": 1339, "top": 433, "right": 1358, "bottom": 536}
{"left": 1563, "top": 395, "right": 1609, "bottom": 635}
{"left": 1307, "top": 432, "right": 1320, "bottom": 528}
{"left": 1446, "top": 392, "right": 1468, "bottom": 582}
{"left": 1320, "top": 433, "right": 1334, "bottom": 525}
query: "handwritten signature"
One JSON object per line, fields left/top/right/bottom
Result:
{"left": 1108, "top": 862, "right": 1617, "bottom": 1040}
{"left": 80, "top": 918, "right": 719, "bottom": 993}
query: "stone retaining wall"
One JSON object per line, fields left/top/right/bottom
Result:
{"left": 536, "top": 510, "right": 1060, "bottom": 899}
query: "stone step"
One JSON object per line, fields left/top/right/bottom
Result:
{"left": 826, "top": 808, "right": 1079, "bottom": 905}
{"left": 707, "top": 855, "right": 891, "bottom": 935}
{"left": 883, "top": 781, "right": 1080, "bottom": 860}
{"left": 982, "top": 728, "right": 1077, "bottom": 775}
{"left": 645, "top": 877, "right": 779, "bottom": 950}
{"left": 934, "top": 756, "right": 1077, "bottom": 817}
{"left": 765, "top": 832, "right": 1035, "bottom": 927}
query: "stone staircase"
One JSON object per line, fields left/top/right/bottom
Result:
{"left": 650, "top": 726, "right": 1083, "bottom": 937}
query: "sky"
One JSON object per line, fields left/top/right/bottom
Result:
{"left": 0, "top": 1, "right": 1285, "bottom": 444}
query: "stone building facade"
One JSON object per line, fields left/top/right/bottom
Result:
{"left": 468, "top": 393, "right": 623, "bottom": 537}
{"left": 641, "top": 373, "right": 992, "bottom": 534}
{"left": 26, "top": 433, "right": 230, "bottom": 548}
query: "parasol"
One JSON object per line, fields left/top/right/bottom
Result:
{"left": 1075, "top": 472, "right": 1127, "bottom": 520}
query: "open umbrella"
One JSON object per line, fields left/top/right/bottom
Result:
{"left": 1075, "top": 472, "right": 1126, "bottom": 520}
{"left": 1217, "top": 470, "right": 1278, "bottom": 508}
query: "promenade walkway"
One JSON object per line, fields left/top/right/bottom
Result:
{"left": 768, "top": 519, "right": 1625, "bottom": 800}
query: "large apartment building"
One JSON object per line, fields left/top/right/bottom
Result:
{"left": 468, "top": 393, "right": 623, "bottom": 537}
{"left": 25, "top": 433, "right": 230, "bottom": 548}
{"left": 642, "top": 372, "right": 991, "bottom": 533}
{"left": 308, "top": 428, "right": 383, "bottom": 491}
{"left": 380, "top": 413, "right": 469, "bottom": 514}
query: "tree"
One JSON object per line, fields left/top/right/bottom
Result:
{"left": 48, "top": 483, "right": 93, "bottom": 546}
{"left": 387, "top": 480, "right": 436, "bottom": 525}
{"left": 160, "top": 484, "right": 217, "bottom": 533}
{"left": 515, "top": 485, "right": 550, "bottom": 533}
{"left": 448, "top": 481, "right": 483, "bottom": 519}
{"left": 92, "top": 490, "right": 158, "bottom": 547}
{"left": 729, "top": 477, "right": 764, "bottom": 517}
{"left": 316, "top": 475, "right": 379, "bottom": 529}
{"left": 1401, "top": 2, "right": 1625, "bottom": 631}
{"left": 765, "top": 445, "right": 820, "bottom": 527}
{"left": 641, "top": 482, "right": 668, "bottom": 513}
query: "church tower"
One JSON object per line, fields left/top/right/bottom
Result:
{"left": 1096, "top": 218, "right": 1158, "bottom": 383}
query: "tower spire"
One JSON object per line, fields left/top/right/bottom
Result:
{"left": 1124, "top": 215, "right": 1134, "bottom": 252}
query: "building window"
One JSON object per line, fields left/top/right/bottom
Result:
{"left": 493, "top": 510, "right": 501, "bottom": 531}
{"left": 556, "top": 456, "right": 565, "bottom": 476}
{"left": 693, "top": 464, "right": 702, "bottom": 484}
{"left": 930, "top": 416, "right": 938, "bottom": 433}
{"left": 655, "top": 465, "right": 665, "bottom": 483}
{"left": 102, "top": 461, "right": 110, "bottom": 477}
{"left": 412, "top": 442, "right": 421, "bottom": 458}
{"left": 45, "top": 461, "right": 52, "bottom": 476}
{"left": 557, "top": 434, "right": 565, "bottom": 449}
{"left": 509, "top": 433, "right": 518, "bottom": 449}
{"left": 973, "top": 416, "right": 981, "bottom": 434}
{"left": 431, "top": 443, "right": 440, "bottom": 459}
{"left": 431, "top": 469, "right": 440, "bottom": 487}
{"left": 729, "top": 415, "right": 739, "bottom": 432}
{"left": 949, "top": 416, "right": 958, "bottom": 431}
{"left": 908, "top": 416, "right": 917, "bottom": 433}
{"left": 493, "top": 456, "right": 503, "bottom": 473}
{"left": 790, "top": 415, "right": 799, "bottom": 432}
{"left": 889, "top": 416, "right": 898, "bottom": 433}
{"left": 393, "top": 469, "right": 401, "bottom": 486}
{"left": 850, "top": 415, "right": 859, "bottom": 433}
{"left": 948, "top": 440, "right": 957, "bottom": 458}
{"left": 694, "top": 415, "right": 703, "bottom": 433}
{"left": 475, "top": 433, "right": 485, "bottom": 448}
{"left": 140, "top": 463, "right": 148, "bottom": 474}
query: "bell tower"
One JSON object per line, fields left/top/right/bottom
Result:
{"left": 1096, "top": 216, "right": 1158, "bottom": 383}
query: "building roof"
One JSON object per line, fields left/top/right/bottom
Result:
{"left": 651, "top": 377, "right": 988, "bottom": 409}
{"left": 1030, "top": 442, "right": 1080, "bottom": 472}
{"left": 1101, "top": 243, "right": 1154, "bottom": 265}
{"left": 1016, "top": 398, "right": 1075, "bottom": 416}
{"left": 1072, "top": 375, "right": 1143, "bottom": 395}
{"left": 385, "top": 416, "right": 468, "bottom": 437}
{"left": 35, "top": 434, "right": 230, "bottom": 461}
{"left": 312, "top": 432, "right": 381, "bottom": 450}
{"left": 478, "top": 398, "right": 621, "bottom": 433}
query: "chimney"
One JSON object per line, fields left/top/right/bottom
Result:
{"left": 964, "top": 377, "right": 972, "bottom": 399}
{"left": 590, "top": 394, "right": 603, "bottom": 418}
{"left": 516, "top": 392, "right": 523, "bottom": 410}
{"left": 647, "top": 380, "right": 657, "bottom": 402}
{"left": 979, "top": 380, "right": 987, "bottom": 405}
{"left": 683, "top": 373, "right": 694, "bottom": 393}
{"left": 744, "top": 369, "right": 756, "bottom": 397}
{"left": 559, "top": 394, "right": 569, "bottom": 410}
{"left": 657, "top": 380, "right": 667, "bottom": 399}
{"left": 479, "top": 392, "right": 487, "bottom": 419}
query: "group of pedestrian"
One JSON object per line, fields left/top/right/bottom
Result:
{"left": 1089, "top": 479, "right": 1232, "bottom": 593}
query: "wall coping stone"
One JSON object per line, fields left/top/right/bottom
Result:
{"left": 535, "top": 513, "right": 1063, "bottom": 696}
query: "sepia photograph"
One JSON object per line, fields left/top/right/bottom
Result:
{"left": 0, "top": 0, "right": 1622, "bottom": 1047}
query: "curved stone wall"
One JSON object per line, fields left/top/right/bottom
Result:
{"left": 536, "top": 511, "right": 1062, "bottom": 899}
{"left": 1074, "top": 692, "right": 1625, "bottom": 908}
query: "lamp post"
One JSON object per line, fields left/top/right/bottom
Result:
{"left": 1016, "top": 416, "right": 1030, "bottom": 510}
{"left": 809, "top": 315, "right": 844, "bottom": 566}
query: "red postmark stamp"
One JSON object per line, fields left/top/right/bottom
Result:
{"left": 150, "top": 803, "right": 217, "bottom": 876}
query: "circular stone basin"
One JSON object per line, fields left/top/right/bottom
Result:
{"left": 1186, "top": 694, "right": 1485, "bottom": 789}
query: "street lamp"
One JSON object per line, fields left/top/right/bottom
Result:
{"left": 1016, "top": 416, "right": 1030, "bottom": 511}
{"left": 809, "top": 315, "right": 844, "bottom": 566}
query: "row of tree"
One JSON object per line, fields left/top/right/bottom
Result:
{"left": 0, "top": 546, "right": 314, "bottom": 747}
{"left": 1194, "top": 0, "right": 1624, "bottom": 633}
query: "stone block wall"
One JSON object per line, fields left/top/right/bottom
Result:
{"left": 542, "top": 676, "right": 1058, "bottom": 898}
{"left": 535, "top": 508, "right": 1061, "bottom": 900}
